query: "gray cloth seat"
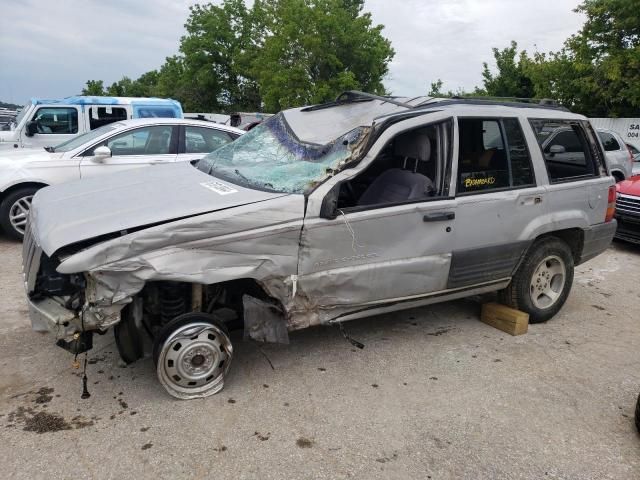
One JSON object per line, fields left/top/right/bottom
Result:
{"left": 357, "top": 130, "right": 434, "bottom": 206}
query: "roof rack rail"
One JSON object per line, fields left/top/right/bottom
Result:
{"left": 416, "top": 96, "right": 569, "bottom": 112}
{"left": 449, "top": 95, "right": 561, "bottom": 106}
{"left": 301, "top": 90, "right": 413, "bottom": 112}
{"left": 301, "top": 91, "right": 568, "bottom": 113}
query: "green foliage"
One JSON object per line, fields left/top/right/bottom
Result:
{"left": 431, "top": 1, "right": 640, "bottom": 117}
{"left": 0, "top": 101, "right": 21, "bottom": 109}
{"left": 82, "top": 0, "right": 393, "bottom": 113}
{"left": 251, "top": 0, "right": 394, "bottom": 111}
{"left": 480, "top": 41, "right": 534, "bottom": 99}
{"left": 81, "top": 80, "right": 106, "bottom": 96}
{"left": 427, "top": 79, "right": 443, "bottom": 97}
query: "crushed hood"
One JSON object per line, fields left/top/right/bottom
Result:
{"left": 30, "top": 162, "right": 288, "bottom": 255}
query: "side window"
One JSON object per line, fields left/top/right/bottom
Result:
{"left": 86, "top": 126, "right": 175, "bottom": 156}
{"left": 336, "top": 120, "right": 451, "bottom": 210}
{"left": 503, "top": 118, "right": 535, "bottom": 187}
{"left": 597, "top": 131, "right": 620, "bottom": 151}
{"left": 89, "top": 107, "right": 128, "bottom": 130}
{"left": 32, "top": 107, "right": 78, "bottom": 134}
{"left": 185, "top": 126, "right": 233, "bottom": 154}
{"left": 530, "top": 119, "right": 597, "bottom": 182}
{"left": 136, "top": 107, "right": 178, "bottom": 118}
{"left": 457, "top": 118, "right": 534, "bottom": 194}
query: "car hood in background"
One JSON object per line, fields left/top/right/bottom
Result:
{"left": 617, "top": 176, "right": 640, "bottom": 197}
{"left": 30, "top": 162, "right": 288, "bottom": 255}
{"left": 0, "top": 148, "right": 61, "bottom": 164}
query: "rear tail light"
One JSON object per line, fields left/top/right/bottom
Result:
{"left": 605, "top": 185, "right": 616, "bottom": 222}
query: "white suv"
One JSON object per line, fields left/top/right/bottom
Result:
{"left": 0, "top": 118, "right": 243, "bottom": 239}
{"left": 596, "top": 128, "right": 634, "bottom": 181}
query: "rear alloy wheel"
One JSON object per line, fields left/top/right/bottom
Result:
{"left": 0, "top": 186, "right": 40, "bottom": 240}
{"left": 153, "top": 313, "right": 233, "bottom": 400}
{"left": 498, "top": 237, "right": 574, "bottom": 323}
{"left": 529, "top": 255, "right": 566, "bottom": 310}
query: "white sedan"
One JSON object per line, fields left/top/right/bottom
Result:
{"left": 0, "top": 118, "right": 243, "bottom": 239}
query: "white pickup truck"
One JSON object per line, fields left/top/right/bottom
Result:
{"left": 0, "top": 96, "right": 183, "bottom": 150}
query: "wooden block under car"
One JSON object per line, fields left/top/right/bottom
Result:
{"left": 480, "top": 302, "right": 529, "bottom": 336}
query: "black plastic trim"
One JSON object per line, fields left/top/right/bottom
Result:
{"left": 447, "top": 241, "right": 531, "bottom": 289}
{"left": 579, "top": 221, "right": 617, "bottom": 264}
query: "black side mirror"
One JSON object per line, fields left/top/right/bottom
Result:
{"left": 25, "top": 121, "right": 38, "bottom": 137}
{"left": 319, "top": 184, "right": 340, "bottom": 219}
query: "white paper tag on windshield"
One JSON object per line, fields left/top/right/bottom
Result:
{"left": 200, "top": 180, "right": 238, "bottom": 195}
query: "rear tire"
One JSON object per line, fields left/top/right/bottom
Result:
{"left": 498, "top": 237, "right": 574, "bottom": 323}
{"left": 0, "top": 186, "right": 41, "bottom": 240}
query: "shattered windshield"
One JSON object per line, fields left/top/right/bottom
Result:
{"left": 197, "top": 113, "right": 368, "bottom": 194}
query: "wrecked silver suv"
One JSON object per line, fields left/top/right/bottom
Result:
{"left": 23, "top": 92, "right": 617, "bottom": 399}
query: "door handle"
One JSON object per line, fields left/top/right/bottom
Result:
{"left": 520, "top": 196, "right": 543, "bottom": 206}
{"left": 423, "top": 212, "right": 455, "bottom": 222}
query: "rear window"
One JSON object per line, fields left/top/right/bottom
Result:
{"left": 136, "top": 107, "right": 179, "bottom": 118}
{"left": 457, "top": 118, "right": 535, "bottom": 194}
{"left": 597, "top": 131, "right": 621, "bottom": 151}
{"left": 529, "top": 119, "right": 600, "bottom": 183}
{"left": 89, "top": 106, "right": 128, "bottom": 130}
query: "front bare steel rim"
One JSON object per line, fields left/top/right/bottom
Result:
{"left": 157, "top": 322, "right": 233, "bottom": 399}
{"left": 9, "top": 195, "right": 33, "bottom": 235}
{"left": 529, "top": 255, "right": 566, "bottom": 310}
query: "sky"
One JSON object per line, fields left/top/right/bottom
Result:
{"left": 0, "top": 0, "right": 585, "bottom": 106}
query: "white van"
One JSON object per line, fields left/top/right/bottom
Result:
{"left": 0, "top": 96, "right": 183, "bottom": 150}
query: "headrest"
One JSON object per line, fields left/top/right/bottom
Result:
{"left": 394, "top": 130, "right": 431, "bottom": 162}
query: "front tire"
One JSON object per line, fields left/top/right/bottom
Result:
{"left": 0, "top": 186, "right": 41, "bottom": 240}
{"left": 153, "top": 313, "right": 233, "bottom": 400}
{"left": 498, "top": 237, "right": 574, "bottom": 323}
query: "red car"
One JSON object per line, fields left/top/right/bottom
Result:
{"left": 615, "top": 176, "right": 640, "bottom": 244}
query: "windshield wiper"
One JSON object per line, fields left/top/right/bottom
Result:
{"left": 234, "top": 169, "right": 250, "bottom": 183}
{"left": 44, "top": 146, "right": 55, "bottom": 153}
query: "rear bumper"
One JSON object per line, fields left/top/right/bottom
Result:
{"left": 579, "top": 220, "right": 617, "bottom": 264}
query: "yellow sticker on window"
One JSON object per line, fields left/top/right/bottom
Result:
{"left": 464, "top": 176, "right": 496, "bottom": 188}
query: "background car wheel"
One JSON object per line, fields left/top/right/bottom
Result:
{"left": 498, "top": 237, "right": 574, "bottom": 323}
{"left": 153, "top": 313, "right": 233, "bottom": 400}
{"left": 0, "top": 186, "right": 41, "bottom": 240}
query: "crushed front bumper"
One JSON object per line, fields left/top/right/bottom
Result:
{"left": 27, "top": 296, "right": 77, "bottom": 333}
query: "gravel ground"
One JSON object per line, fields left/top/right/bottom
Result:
{"left": 0, "top": 237, "right": 639, "bottom": 480}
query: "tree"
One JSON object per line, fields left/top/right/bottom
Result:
{"left": 427, "top": 79, "right": 443, "bottom": 96}
{"left": 480, "top": 41, "right": 535, "bottom": 99}
{"left": 565, "top": 0, "right": 640, "bottom": 116}
{"left": 251, "top": 0, "right": 394, "bottom": 111}
{"left": 82, "top": 80, "right": 106, "bottom": 96}
{"left": 82, "top": 0, "right": 394, "bottom": 113}
{"left": 177, "top": 0, "right": 263, "bottom": 112}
